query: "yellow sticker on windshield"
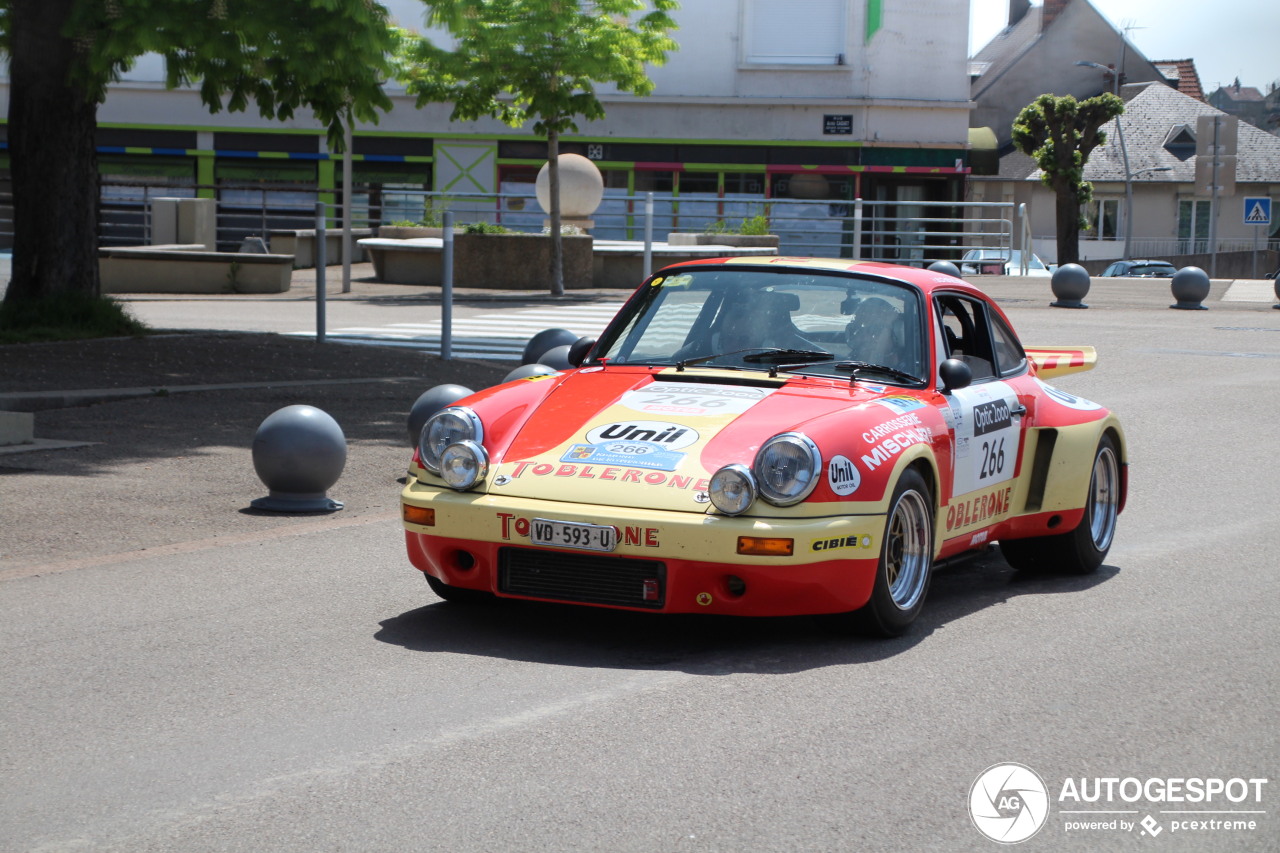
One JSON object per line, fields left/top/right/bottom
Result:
{"left": 650, "top": 277, "right": 664, "bottom": 287}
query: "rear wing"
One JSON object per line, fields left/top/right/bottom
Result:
{"left": 1024, "top": 346, "right": 1097, "bottom": 378}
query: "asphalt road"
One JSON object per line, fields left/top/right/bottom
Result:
{"left": 2, "top": 274, "right": 1278, "bottom": 852}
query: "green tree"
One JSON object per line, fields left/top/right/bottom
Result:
{"left": 396, "top": 0, "right": 678, "bottom": 296}
{"left": 1011, "top": 92, "right": 1123, "bottom": 266}
{"left": 0, "top": 0, "right": 394, "bottom": 315}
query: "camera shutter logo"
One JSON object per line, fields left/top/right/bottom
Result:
{"left": 969, "top": 763, "right": 1050, "bottom": 843}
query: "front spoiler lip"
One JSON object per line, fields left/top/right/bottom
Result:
{"left": 401, "top": 479, "right": 886, "bottom": 616}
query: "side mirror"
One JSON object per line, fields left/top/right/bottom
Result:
{"left": 939, "top": 358, "right": 972, "bottom": 393}
{"left": 567, "top": 336, "right": 596, "bottom": 367}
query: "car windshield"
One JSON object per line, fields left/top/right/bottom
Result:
{"left": 593, "top": 267, "right": 927, "bottom": 384}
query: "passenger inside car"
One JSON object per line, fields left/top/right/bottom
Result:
{"left": 845, "top": 296, "right": 903, "bottom": 368}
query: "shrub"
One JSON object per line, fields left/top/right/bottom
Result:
{"left": 463, "top": 222, "right": 511, "bottom": 234}
{"left": 0, "top": 293, "right": 149, "bottom": 343}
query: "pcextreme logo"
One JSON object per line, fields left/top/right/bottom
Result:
{"left": 969, "top": 764, "right": 1271, "bottom": 844}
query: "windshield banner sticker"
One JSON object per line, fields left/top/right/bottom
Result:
{"left": 620, "top": 382, "right": 773, "bottom": 417}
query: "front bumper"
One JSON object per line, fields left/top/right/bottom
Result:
{"left": 402, "top": 479, "right": 885, "bottom": 617}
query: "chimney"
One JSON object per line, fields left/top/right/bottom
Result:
{"left": 1008, "top": 0, "right": 1031, "bottom": 27}
{"left": 1042, "top": 0, "right": 1070, "bottom": 29}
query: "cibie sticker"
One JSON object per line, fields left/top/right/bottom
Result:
{"left": 621, "top": 382, "right": 773, "bottom": 417}
{"left": 827, "top": 454, "right": 861, "bottom": 496}
{"left": 1035, "top": 379, "right": 1103, "bottom": 411}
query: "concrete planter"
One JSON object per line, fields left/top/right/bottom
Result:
{"left": 666, "top": 233, "right": 780, "bottom": 249}
{"left": 453, "top": 233, "right": 594, "bottom": 290}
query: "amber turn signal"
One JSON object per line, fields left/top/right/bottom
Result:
{"left": 402, "top": 505, "right": 436, "bottom": 526}
{"left": 736, "top": 536, "right": 793, "bottom": 556}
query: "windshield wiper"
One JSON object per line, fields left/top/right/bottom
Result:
{"left": 832, "top": 360, "right": 924, "bottom": 385}
{"left": 741, "top": 348, "right": 833, "bottom": 363}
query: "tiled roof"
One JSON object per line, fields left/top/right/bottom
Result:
{"left": 1152, "top": 60, "right": 1205, "bottom": 102}
{"left": 1047, "top": 83, "right": 1280, "bottom": 183}
{"left": 1214, "top": 84, "right": 1265, "bottom": 103}
{"left": 974, "top": 147, "right": 1041, "bottom": 183}
{"left": 970, "top": 6, "right": 1043, "bottom": 99}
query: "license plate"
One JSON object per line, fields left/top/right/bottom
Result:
{"left": 531, "top": 518, "right": 617, "bottom": 552}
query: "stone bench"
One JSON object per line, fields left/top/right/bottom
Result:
{"left": 99, "top": 245, "right": 293, "bottom": 294}
{"left": 269, "top": 229, "right": 373, "bottom": 269}
{"left": 358, "top": 237, "right": 445, "bottom": 286}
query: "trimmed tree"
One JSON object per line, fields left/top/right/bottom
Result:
{"left": 0, "top": 0, "right": 394, "bottom": 315}
{"left": 1011, "top": 92, "right": 1124, "bottom": 266}
{"left": 396, "top": 0, "right": 678, "bottom": 296}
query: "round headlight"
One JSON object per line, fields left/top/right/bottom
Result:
{"left": 439, "top": 440, "right": 489, "bottom": 490}
{"left": 709, "top": 464, "right": 757, "bottom": 516}
{"left": 753, "top": 433, "right": 822, "bottom": 506}
{"left": 418, "top": 407, "right": 483, "bottom": 474}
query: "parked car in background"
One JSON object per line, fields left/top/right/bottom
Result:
{"left": 1099, "top": 260, "right": 1177, "bottom": 278}
{"left": 401, "top": 257, "right": 1127, "bottom": 636}
{"left": 959, "top": 249, "right": 1053, "bottom": 277}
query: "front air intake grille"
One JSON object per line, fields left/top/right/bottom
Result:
{"left": 498, "top": 548, "right": 666, "bottom": 609}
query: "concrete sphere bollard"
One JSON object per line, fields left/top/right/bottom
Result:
{"left": 1170, "top": 266, "right": 1211, "bottom": 310}
{"left": 928, "top": 260, "right": 962, "bottom": 279}
{"left": 535, "top": 154, "right": 604, "bottom": 220}
{"left": 1050, "top": 263, "right": 1091, "bottom": 309}
{"left": 502, "top": 363, "right": 559, "bottom": 383}
{"left": 522, "top": 328, "right": 578, "bottom": 365}
{"left": 538, "top": 344, "right": 575, "bottom": 370}
{"left": 251, "top": 405, "right": 347, "bottom": 512}
{"left": 1274, "top": 274, "right": 1280, "bottom": 310}
{"left": 407, "top": 384, "right": 474, "bottom": 447}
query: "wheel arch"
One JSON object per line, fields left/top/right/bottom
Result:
{"left": 884, "top": 448, "right": 942, "bottom": 557}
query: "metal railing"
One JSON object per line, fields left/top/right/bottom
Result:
{"left": 2, "top": 182, "right": 1032, "bottom": 266}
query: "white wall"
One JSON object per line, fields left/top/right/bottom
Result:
{"left": 2, "top": 0, "right": 973, "bottom": 153}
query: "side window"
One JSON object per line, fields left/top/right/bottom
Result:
{"left": 936, "top": 294, "right": 997, "bottom": 382}
{"left": 990, "top": 313, "right": 1026, "bottom": 376}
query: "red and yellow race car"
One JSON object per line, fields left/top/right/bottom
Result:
{"left": 401, "top": 257, "right": 1127, "bottom": 636}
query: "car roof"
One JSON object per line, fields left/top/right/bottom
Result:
{"left": 656, "top": 255, "right": 992, "bottom": 301}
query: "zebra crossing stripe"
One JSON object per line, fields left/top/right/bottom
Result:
{"left": 286, "top": 302, "right": 626, "bottom": 359}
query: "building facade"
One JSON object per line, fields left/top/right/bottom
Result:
{"left": 0, "top": 0, "right": 976, "bottom": 256}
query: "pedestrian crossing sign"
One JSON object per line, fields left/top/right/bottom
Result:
{"left": 1244, "top": 197, "right": 1272, "bottom": 225}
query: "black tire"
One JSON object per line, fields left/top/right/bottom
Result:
{"left": 425, "top": 572, "right": 494, "bottom": 604}
{"left": 1000, "top": 434, "right": 1120, "bottom": 575}
{"left": 845, "top": 468, "right": 935, "bottom": 637}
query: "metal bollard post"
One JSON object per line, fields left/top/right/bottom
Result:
{"left": 852, "top": 199, "right": 864, "bottom": 260}
{"left": 441, "top": 211, "right": 454, "bottom": 360}
{"left": 315, "top": 201, "right": 327, "bottom": 343}
{"left": 643, "top": 192, "right": 654, "bottom": 278}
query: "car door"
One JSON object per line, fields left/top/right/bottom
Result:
{"left": 933, "top": 293, "right": 1034, "bottom": 539}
